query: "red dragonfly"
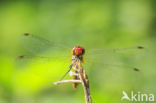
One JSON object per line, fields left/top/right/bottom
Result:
{"left": 17, "top": 33, "right": 144, "bottom": 89}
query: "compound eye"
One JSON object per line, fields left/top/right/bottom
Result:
{"left": 75, "top": 48, "right": 82, "bottom": 54}
{"left": 72, "top": 46, "right": 85, "bottom": 56}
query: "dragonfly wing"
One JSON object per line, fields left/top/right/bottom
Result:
{"left": 15, "top": 55, "right": 70, "bottom": 68}
{"left": 86, "top": 46, "right": 145, "bottom": 61}
{"left": 86, "top": 46, "right": 144, "bottom": 56}
{"left": 85, "top": 46, "right": 146, "bottom": 72}
{"left": 19, "top": 33, "right": 71, "bottom": 57}
{"left": 17, "top": 33, "right": 72, "bottom": 69}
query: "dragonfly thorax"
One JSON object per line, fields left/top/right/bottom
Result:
{"left": 72, "top": 55, "right": 83, "bottom": 63}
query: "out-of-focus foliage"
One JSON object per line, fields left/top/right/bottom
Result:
{"left": 0, "top": 0, "right": 155, "bottom": 103}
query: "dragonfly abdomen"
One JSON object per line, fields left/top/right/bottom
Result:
{"left": 73, "top": 71, "right": 79, "bottom": 90}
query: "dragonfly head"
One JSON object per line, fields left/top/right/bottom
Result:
{"left": 72, "top": 46, "right": 85, "bottom": 57}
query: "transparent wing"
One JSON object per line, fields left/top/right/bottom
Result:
{"left": 84, "top": 49, "right": 145, "bottom": 85}
{"left": 84, "top": 46, "right": 146, "bottom": 72}
{"left": 15, "top": 54, "right": 72, "bottom": 82}
{"left": 19, "top": 33, "right": 71, "bottom": 57}
{"left": 86, "top": 46, "right": 144, "bottom": 57}
{"left": 16, "top": 33, "right": 72, "bottom": 78}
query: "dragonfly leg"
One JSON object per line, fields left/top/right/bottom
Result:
{"left": 59, "top": 64, "right": 73, "bottom": 81}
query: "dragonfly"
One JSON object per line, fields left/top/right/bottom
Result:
{"left": 17, "top": 33, "right": 144, "bottom": 89}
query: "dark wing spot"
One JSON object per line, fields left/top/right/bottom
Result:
{"left": 18, "top": 56, "right": 25, "bottom": 59}
{"left": 24, "top": 33, "right": 30, "bottom": 36}
{"left": 133, "top": 68, "right": 140, "bottom": 72}
{"left": 137, "top": 46, "right": 144, "bottom": 49}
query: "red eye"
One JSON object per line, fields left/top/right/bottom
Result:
{"left": 72, "top": 46, "right": 85, "bottom": 56}
{"left": 75, "top": 47, "right": 82, "bottom": 54}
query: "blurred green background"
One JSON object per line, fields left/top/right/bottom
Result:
{"left": 0, "top": 0, "right": 156, "bottom": 103}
